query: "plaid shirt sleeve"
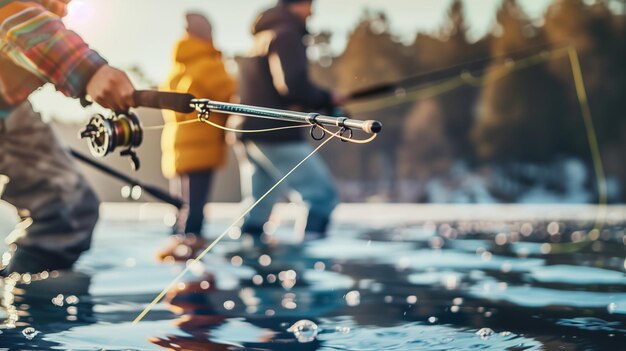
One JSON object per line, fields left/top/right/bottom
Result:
{"left": 0, "top": 1, "right": 107, "bottom": 98}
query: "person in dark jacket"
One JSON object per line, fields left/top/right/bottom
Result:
{"left": 236, "top": 0, "right": 346, "bottom": 243}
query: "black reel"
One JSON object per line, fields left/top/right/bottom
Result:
{"left": 79, "top": 112, "right": 143, "bottom": 170}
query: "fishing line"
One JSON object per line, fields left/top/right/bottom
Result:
{"left": 142, "top": 119, "right": 198, "bottom": 130}
{"left": 200, "top": 118, "right": 310, "bottom": 134}
{"left": 132, "top": 129, "right": 376, "bottom": 324}
{"left": 348, "top": 47, "right": 570, "bottom": 114}
{"left": 143, "top": 119, "right": 311, "bottom": 133}
{"left": 341, "top": 45, "right": 606, "bottom": 252}
{"left": 132, "top": 44, "right": 604, "bottom": 325}
{"left": 547, "top": 47, "right": 608, "bottom": 254}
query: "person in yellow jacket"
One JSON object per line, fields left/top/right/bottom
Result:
{"left": 157, "top": 13, "right": 236, "bottom": 261}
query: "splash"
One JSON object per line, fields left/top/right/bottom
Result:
{"left": 288, "top": 320, "right": 319, "bottom": 343}
{"left": 475, "top": 327, "right": 494, "bottom": 340}
{"left": 22, "top": 327, "right": 39, "bottom": 340}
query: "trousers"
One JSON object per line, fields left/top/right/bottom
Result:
{"left": 238, "top": 141, "right": 339, "bottom": 236}
{"left": 0, "top": 101, "right": 99, "bottom": 273}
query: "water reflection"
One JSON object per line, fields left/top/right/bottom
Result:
{"left": 0, "top": 219, "right": 625, "bottom": 350}
{"left": 0, "top": 271, "right": 93, "bottom": 349}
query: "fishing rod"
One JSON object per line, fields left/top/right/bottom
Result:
{"left": 348, "top": 42, "right": 566, "bottom": 101}
{"left": 79, "top": 90, "right": 383, "bottom": 170}
{"left": 69, "top": 148, "right": 184, "bottom": 209}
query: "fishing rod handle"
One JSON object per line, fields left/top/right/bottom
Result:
{"left": 193, "top": 99, "right": 383, "bottom": 135}
{"left": 133, "top": 90, "right": 195, "bottom": 113}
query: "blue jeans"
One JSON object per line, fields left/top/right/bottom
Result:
{"left": 238, "top": 141, "right": 339, "bottom": 236}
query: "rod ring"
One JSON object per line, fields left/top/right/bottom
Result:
{"left": 336, "top": 117, "right": 348, "bottom": 128}
{"left": 339, "top": 126, "right": 353, "bottom": 142}
{"left": 198, "top": 106, "right": 211, "bottom": 122}
{"left": 310, "top": 124, "right": 326, "bottom": 140}
{"left": 306, "top": 112, "right": 320, "bottom": 125}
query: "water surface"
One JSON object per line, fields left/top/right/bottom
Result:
{"left": 1, "top": 216, "right": 625, "bottom": 350}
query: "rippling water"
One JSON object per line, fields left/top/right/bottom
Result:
{"left": 1, "top": 216, "right": 625, "bottom": 350}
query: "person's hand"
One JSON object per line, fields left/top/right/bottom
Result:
{"left": 186, "top": 13, "right": 212, "bottom": 42}
{"left": 86, "top": 65, "right": 136, "bottom": 112}
{"left": 331, "top": 91, "right": 349, "bottom": 106}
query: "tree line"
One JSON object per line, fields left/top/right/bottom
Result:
{"left": 312, "top": 0, "right": 626, "bottom": 202}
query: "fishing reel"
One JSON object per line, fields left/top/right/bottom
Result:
{"left": 79, "top": 112, "right": 143, "bottom": 170}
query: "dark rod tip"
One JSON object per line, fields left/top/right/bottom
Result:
{"left": 365, "top": 120, "right": 383, "bottom": 134}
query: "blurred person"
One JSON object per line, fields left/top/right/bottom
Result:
{"left": 157, "top": 13, "right": 236, "bottom": 261}
{"left": 236, "top": 0, "right": 346, "bottom": 243}
{"left": 0, "top": 0, "right": 136, "bottom": 274}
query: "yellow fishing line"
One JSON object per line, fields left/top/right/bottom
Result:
{"left": 143, "top": 119, "right": 310, "bottom": 133}
{"left": 343, "top": 45, "right": 606, "bottom": 252}
{"left": 142, "top": 119, "right": 199, "bottom": 131}
{"left": 349, "top": 47, "right": 570, "bottom": 114}
{"left": 200, "top": 118, "right": 311, "bottom": 133}
{"left": 317, "top": 125, "right": 378, "bottom": 144}
{"left": 546, "top": 47, "right": 608, "bottom": 254}
{"left": 568, "top": 46, "right": 608, "bottom": 227}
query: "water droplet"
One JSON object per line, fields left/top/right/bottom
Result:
{"left": 258, "top": 254, "right": 272, "bottom": 267}
{"left": 288, "top": 319, "right": 319, "bottom": 343}
{"left": 231, "top": 255, "right": 243, "bottom": 266}
{"left": 51, "top": 294, "right": 64, "bottom": 307}
{"left": 428, "top": 316, "right": 438, "bottom": 324}
{"left": 547, "top": 222, "right": 559, "bottom": 235}
{"left": 223, "top": 300, "right": 235, "bottom": 310}
{"left": 131, "top": 185, "right": 142, "bottom": 200}
{"left": 476, "top": 327, "right": 494, "bottom": 339}
{"left": 22, "top": 327, "right": 39, "bottom": 340}
{"left": 200, "top": 280, "right": 211, "bottom": 290}
{"left": 345, "top": 290, "right": 360, "bottom": 306}
{"left": 608, "top": 302, "right": 617, "bottom": 314}
{"left": 406, "top": 295, "right": 417, "bottom": 304}
{"left": 65, "top": 295, "right": 79, "bottom": 305}
{"left": 495, "top": 233, "right": 508, "bottom": 245}
{"left": 252, "top": 275, "right": 263, "bottom": 285}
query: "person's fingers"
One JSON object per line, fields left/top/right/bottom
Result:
{"left": 111, "top": 72, "right": 135, "bottom": 111}
{"left": 86, "top": 65, "right": 136, "bottom": 111}
{"left": 117, "top": 88, "right": 134, "bottom": 112}
{"left": 102, "top": 93, "right": 121, "bottom": 112}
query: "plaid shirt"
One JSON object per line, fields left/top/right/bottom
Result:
{"left": 0, "top": 0, "right": 106, "bottom": 115}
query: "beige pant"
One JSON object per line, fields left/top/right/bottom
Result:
{"left": 0, "top": 101, "right": 99, "bottom": 273}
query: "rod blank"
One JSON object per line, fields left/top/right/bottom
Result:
{"left": 192, "top": 99, "right": 383, "bottom": 135}
{"left": 131, "top": 91, "right": 383, "bottom": 135}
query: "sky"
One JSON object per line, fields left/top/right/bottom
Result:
{"left": 31, "top": 0, "right": 555, "bottom": 121}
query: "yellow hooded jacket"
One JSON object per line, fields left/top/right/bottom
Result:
{"left": 161, "top": 36, "right": 235, "bottom": 178}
